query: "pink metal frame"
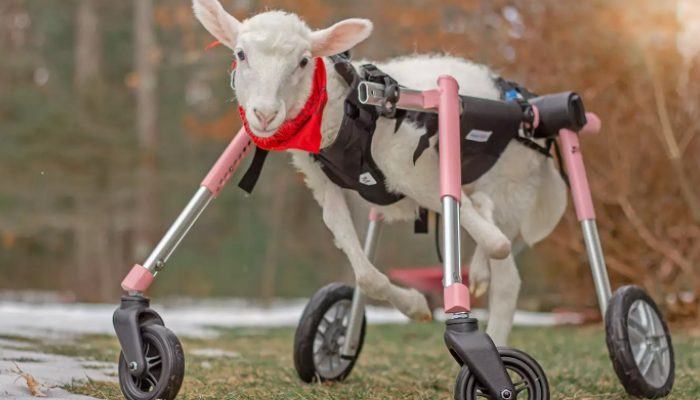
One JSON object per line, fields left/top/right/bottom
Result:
{"left": 559, "top": 113, "right": 601, "bottom": 221}
{"left": 121, "top": 128, "right": 252, "bottom": 292}
{"left": 201, "top": 129, "right": 253, "bottom": 197}
{"left": 437, "top": 76, "right": 464, "bottom": 202}
{"left": 437, "top": 76, "right": 471, "bottom": 313}
{"left": 121, "top": 264, "right": 155, "bottom": 292}
{"left": 120, "top": 75, "right": 602, "bottom": 316}
{"left": 390, "top": 76, "right": 472, "bottom": 312}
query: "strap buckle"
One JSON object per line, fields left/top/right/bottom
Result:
{"left": 361, "top": 64, "right": 400, "bottom": 118}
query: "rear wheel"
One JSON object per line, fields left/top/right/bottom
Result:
{"left": 605, "top": 285, "right": 674, "bottom": 398}
{"left": 294, "top": 283, "right": 366, "bottom": 382}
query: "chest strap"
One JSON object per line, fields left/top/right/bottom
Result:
{"left": 238, "top": 146, "right": 270, "bottom": 194}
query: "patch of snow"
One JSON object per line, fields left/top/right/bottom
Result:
{"left": 0, "top": 299, "right": 410, "bottom": 339}
{"left": 0, "top": 299, "right": 581, "bottom": 340}
{"left": 190, "top": 348, "right": 240, "bottom": 358}
{"left": 0, "top": 345, "right": 114, "bottom": 400}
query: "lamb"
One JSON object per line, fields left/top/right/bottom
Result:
{"left": 193, "top": 0, "right": 568, "bottom": 345}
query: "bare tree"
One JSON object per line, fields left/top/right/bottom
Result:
{"left": 133, "top": 0, "right": 159, "bottom": 259}
{"left": 73, "top": 0, "right": 112, "bottom": 300}
{"left": 74, "top": 0, "right": 100, "bottom": 100}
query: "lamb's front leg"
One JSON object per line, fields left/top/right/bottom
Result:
{"left": 322, "top": 184, "right": 432, "bottom": 321}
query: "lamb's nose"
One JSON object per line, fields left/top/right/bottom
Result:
{"left": 253, "top": 108, "right": 278, "bottom": 129}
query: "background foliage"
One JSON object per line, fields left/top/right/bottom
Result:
{"left": 0, "top": 0, "right": 698, "bottom": 322}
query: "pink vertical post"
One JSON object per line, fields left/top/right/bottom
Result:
{"left": 437, "top": 75, "right": 470, "bottom": 314}
{"left": 559, "top": 129, "right": 596, "bottom": 221}
{"left": 438, "top": 76, "right": 463, "bottom": 201}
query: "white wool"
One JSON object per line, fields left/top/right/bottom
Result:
{"left": 194, "top": 1, "right": 568, "bottom": 343}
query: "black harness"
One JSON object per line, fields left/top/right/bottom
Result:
{"left": 238, "top": 55, "right": 562, "bottom": 204}
{"left": 310, "top": 54, "right": 405, "bottom": 205}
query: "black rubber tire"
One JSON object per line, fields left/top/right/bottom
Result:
{"left": 293, "top": 283, "right": 366, "bottom": 383}
{"left": 454, "top": 347, "right": 549, "bottom": 400}
{"left": 118, "top": 324, "right": 185, "bottom": 400}
{"left": 605, "top": 285, "right": 675, "bottom": 398}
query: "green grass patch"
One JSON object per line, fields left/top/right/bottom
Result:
{"left": 62, "top": 324, "right": 698, "bottom": 399}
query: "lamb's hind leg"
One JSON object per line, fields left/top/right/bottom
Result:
{"left": 410, "top": 184, "right": 510, "bottom": 259}
{"left": 485, "top": 253, "right": 521, "bottom": 346}
{"left": 459, "top": 192, "right": 510, "bottom": 260}
{"left": 468, "top": 191, "right": 498, "bottom": 298}
{"left": 322, "top": 185, "right": 432, "bottom": 321}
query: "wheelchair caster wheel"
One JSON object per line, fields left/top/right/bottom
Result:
{"left": 294, "top": 283, "right": 366, "bottom": 382}
{"left": 605, "top": 285, "right": 674, "bottom": 398}
{"left": 118, "top": 324, "right": 185, "bottom": 400}
{"left": 454, "top": 347, "right": 549, "bottom": 400}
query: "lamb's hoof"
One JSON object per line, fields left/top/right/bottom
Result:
{"left": 469, "top": 262, "right": 490, "bottom": 298}
{"left": 400, "top": 289, "right": 432, "bottom": 322}
{"left": 470, "top": 280, "right": 489, "bottom": 298}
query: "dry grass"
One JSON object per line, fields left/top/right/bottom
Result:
{"left": 61, "top": 323, "right": 700, "bottom": 399}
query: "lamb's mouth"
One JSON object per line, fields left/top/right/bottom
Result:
{"left": 250, "top": 125, "right": 279, "bottom": 138}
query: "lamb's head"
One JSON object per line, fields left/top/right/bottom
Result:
{"left": 193, "top": 0, "right": 373, "bottom": 137}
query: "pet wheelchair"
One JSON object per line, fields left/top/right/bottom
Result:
{"left": 112, "top": 75, "right": 674, "bottom": 400}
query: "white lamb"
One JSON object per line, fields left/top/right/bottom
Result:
{"left": 193, "top": 0, "right": 567, "bottom": 345}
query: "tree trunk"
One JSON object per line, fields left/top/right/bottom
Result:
{"left": 74, "top": 0, "right": 100, "bottom": 100}
{"left": 133, "top": 0, "right": 159, "bottom": 260}
{"left": 260, "top": 179, "right": 289, "bottom": 304}
{"left": 73, "top": 0, "right": 110, "bottom": 301}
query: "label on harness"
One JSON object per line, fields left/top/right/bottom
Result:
{"left": 359, "top": 172, "right": 378, "bottom": 186}
{"left": 466, "top": 129, "right": 493, "bottom": 142}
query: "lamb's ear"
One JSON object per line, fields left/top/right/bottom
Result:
{"left": 310, "top": 18, "right": 373, "bottom": 57}
{"left": 192, "top": 0, "right": 240, "bottom": 49}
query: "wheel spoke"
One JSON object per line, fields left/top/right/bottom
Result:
{"left": 513, "top": 379, "right": 530, "bottom": 394}
{"left": 634, "top": 343, "right": 649, "bottom": 366}
{"left": 642, "top": 302, "right": 657, "bottom": 336}
{"left": 334, "top": 303, "right": 343, "bottom": 319}
{"left": 329, "top": 354, "right": 336, "bottom": 372}
{"left": 145, "top": 372, "right": 158, "bottom": 390}
{"left": 652, "top": 351, "right": 666, "bottom": 380}
{"left": 634, "top": 302, "right": 649, "bottom": 330}
{"left": 627, "top": 319, "right": 647, "bottom": 342}
{"left": 313, "top": 349, "right": 325, "bottom": 367}
{"left": 323, "top": 354, "right": 333, "bottom": 373}
{"left": 639, "top": 346, "right": 655, "bottom": 377}
{"left": 316, "top": 324, "right": 327, "bottom": 337}
{"left": 146, "top": 354, "right": 162, "bottom": 369}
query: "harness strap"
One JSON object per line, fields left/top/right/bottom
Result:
{"left": 414, "top": 207, "right": 429, "bottom": 234}
{"left": 329, "top": 51, "right": 355, "bottom": 86}
{"left": 513, "top": 136, "right": 552, "bottom": 158}
{"left": 238, "top": 146, "right": 270, "bottom": 194}
{"left": 552, "top": 138, "right": 570, "bottom": 187}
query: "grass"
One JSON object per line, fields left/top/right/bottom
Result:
{"left": 61, "top": 323, "right": 698, "bottom": 399}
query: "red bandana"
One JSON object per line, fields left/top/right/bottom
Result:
{"left": 238, "top": 57, "right": 327, "bottom": 153}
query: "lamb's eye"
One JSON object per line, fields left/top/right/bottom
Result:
{"left": 236, "top": 50, "right": 246, "bottom": 61}
{"left": 299, "top": 57, "right": 309, "bottom": 68}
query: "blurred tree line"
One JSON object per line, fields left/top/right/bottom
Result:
{"left": 0, "top": 0, "right": 697, "bottom": 321}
